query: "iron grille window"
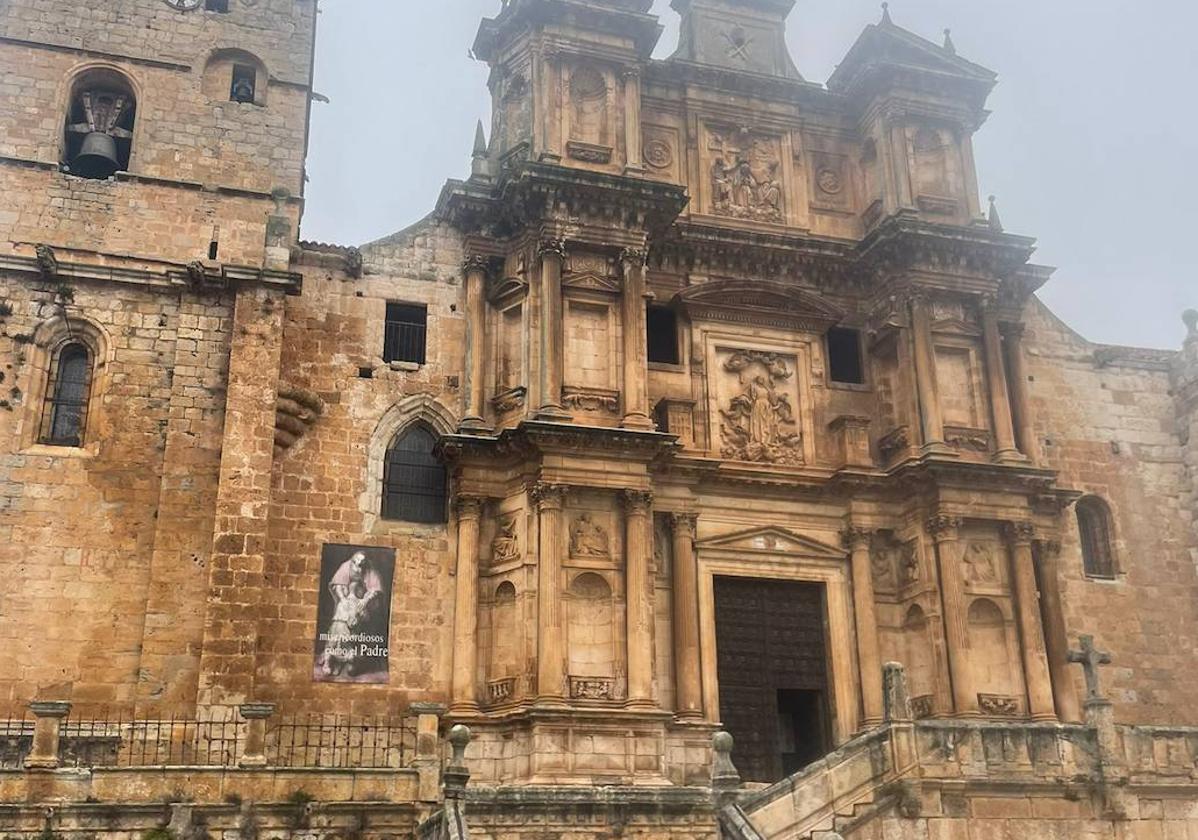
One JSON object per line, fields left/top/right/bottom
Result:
{"left": 382, "top": 425, "right": 447, "bottom": 523}
{"left": 646, "top": 304, "right": 680, "bottom": 365}
{"left": 384, "top": 303, "right": 427, "bottom": 365}
{"left": 827, "top": 327, "right": 865, "bottom": 385}
{"left": 1077, "top": 497, "right": 1116, "bottom": 579}
{"left": 39, "top": 342, "right": 92, "bottom": 447}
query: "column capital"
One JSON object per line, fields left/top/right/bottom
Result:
{"left": 925, "top": 514, "right": 962, "bottom": 541}
{"left": 538, "top": 238, "right": 568, "bottom": 261}
{"left": 529, "top": 482, "right": 567, "bottom": 510}
{"left": 1005, "top": 521, "right": 1036, "bottom": 545}
{"left": 620, "top": 488, "right": 654, "bottom": 514}
{"left": 620, "top": 65, "right": 641, "bottom": 82}
{"left": 454, "top": 495, "right": 484, "bottom": 519}
{"left": 841, "top": 525, "right": 874, "bottom": 551}
{"left": 1038, "top": 537, "right": 1063, "bottom": 558}
{"left": 461, "top": 255, "right": 491, "bottom": 278}
{"left": 620, "top": 247, "right": 648, "bottom": 268}
{"left": 670, "top": 512, "right": 698, "bottom": 538}
{"left": 1000, "top": 320, "right": 1027, "bottom": 339}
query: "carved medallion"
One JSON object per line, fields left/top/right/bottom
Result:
{"left": 718, "top": 350, "right": 803, "bottom": 465}
{"left": 644, "top": 138, "right": 673, "bottom": 170}
{"left": 817, "top": 167, "right": 844, "bottom": 195}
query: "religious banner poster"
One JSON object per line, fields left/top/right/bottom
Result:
{"left": 313, "top": 544, "right": 395, "bottom": 684}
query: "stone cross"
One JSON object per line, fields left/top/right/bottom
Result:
{"left": 1067, "top": 635, "right": 1112, "bottom": 702}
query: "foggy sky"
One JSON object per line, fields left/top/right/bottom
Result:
{"left": 302, "top": 0, "right": 1197, "bottom": 350}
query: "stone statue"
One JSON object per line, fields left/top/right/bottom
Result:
{"left": 491, "top": 517, "right": 520, "bottom": 564}
{"left": 570, "top": 513, "right": 610, "bottom": 557}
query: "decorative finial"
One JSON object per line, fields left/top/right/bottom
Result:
{"left": 987, "top": 195, "right": 1004, "bottom": 232}
{"left": 472, "top": 120, "right": 487, "bottom": 158}
{"left": 443, "top": 724, "right": 472, "bottom": 798}
{"left": 881, "top": 2, "right": 892, "bottom": 24}
{"left": 1183, "top": 309, "right": 1198, "bottom": 339}
{"left": 712, "top": 731, "right": 741, "bottom": 792}
{"left": 943, "top": 28, "right": 956, "bottom": 54}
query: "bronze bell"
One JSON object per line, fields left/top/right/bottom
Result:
{"left": 71, "top": 131, "right": 120, "bottom": 179}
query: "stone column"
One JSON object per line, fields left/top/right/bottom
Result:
{"left": 1003, "top": 323, "right": 1039, "bottom": 464}
{"left": 926, "top": 515, "right": 977, "bottom": 716}
{"left": 237, "top": 702, "right": 275, "bottom": 768}
{"left": 623, "top": 489, "right": 655, "bottom": 709}
{"left": 532, "top": 483, "right": 567, "bottom": 704}
{"left": 1006, "top": 523, "right": 1056, "bottom": 720}
{"left": 25, "top": 701, "right": 70, "bottom": 770}
{"left": 981, "top": 301, "right": 1021, "bottom": 462}
{"left": 536, "top": 240, "right": 570, "bottom": 420}
{"left": 622, "top": 68, "right": 644, "bottom": 175}
{"left": 1036, "top": 541, "right": 1081, "bottom": 722}
{"left": 670, "top": 513, "right": 703, "bottom": 722}
{"left": 450, "top": 496, "right": 484, "bottom": 714}
{"left": 909, "top": 295, "right": 945, "bottom": 450}
{"left": 843, "top": 527, "right": 884, "bottom": 727}
{"left": 620, "top": 248, "right": 652, "bottom": 430}
{"left": 459, "top": 257, "right": 490, "bottom": 432}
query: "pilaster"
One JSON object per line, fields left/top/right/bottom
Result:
{"left": 532, "top": 483, "right": 568, "bottom": 705}
{"left": 620, "top": 248, "right": 652, "bottom": 430}
{"left": 459, "top": 257, "right": 491, "bottom": 432}
{"left": 843, "top": 525, "right": 884, "bottom": 727}
{"left": 926, "top": 514, "right": 977, "bottom": 716}
{"left": 536, "top": 240, "right": 570, "bottom": 420}
{"left": 622, "top": 489, "right": 655, "bottom": 709}
{"left": 450, "top": 496, "right": 484, "bottom": 714}
{"left": 671, "top": 513, "right": 703, "bottom": 722}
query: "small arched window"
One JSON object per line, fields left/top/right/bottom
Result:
{"left": 381, "top": 424, "right": 447, "bottom": 523}
{"left": 1077, "top": 496, "right": 1116, "bottom": 579}
{"left": 64, "top": 69, "right": 136, "bottom": 180}
{"left": 39, "top": 342, "right": 92, "bottom": 447}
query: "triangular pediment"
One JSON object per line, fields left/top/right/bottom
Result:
{"left": 696, "top": 525, "right": 845, "bottom": 558}
{"left": 675, "top": 279, "right": 844, "bottom": 332}
{"left": 932, "top": 317, "right": 981, "bottom": 337}
{"left": 828, "top": 21, "right": 997, "bottom": 94}
{"left": 563, "top": 272, "right": 621, "bottom": 294}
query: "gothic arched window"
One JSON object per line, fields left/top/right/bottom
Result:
{"left": 1077, "top": 496, "right": 1116, "bottom": 579}
{"left": 39, "top": 342, "right": 92, "bottom": 447}
{"left": 381, "top": 424, "right": 447, "bottom": 523}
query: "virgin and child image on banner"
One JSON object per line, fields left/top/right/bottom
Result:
{"left": 313, "top": 544, "right": 395, "bottom": 684}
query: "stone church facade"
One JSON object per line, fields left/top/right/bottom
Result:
{"left": 1, "top": 0, "right": 1197, "bottom": 837}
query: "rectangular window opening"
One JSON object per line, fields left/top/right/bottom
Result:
{"left": 205, "top": 0, "right": 230, "bottom": 12}
{"left": 230, "top": 65, "right": 256, "bottom": 103}
{"left": 384, "top": 302, "right": 428, "bottom": 365}
{"left": 827, "top": 327, "right": 865, "bottom": 385}
{"left": 646, "top": 304, "right": 680, "bottom": 366}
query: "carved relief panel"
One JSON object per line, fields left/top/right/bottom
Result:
{"left": 705, "top": 126, "right": 786, "bottom": 224}
{"left": 642, "top": 123, "right": 682, "bottom": 183}
{"left": 908, "top": 125, "right": 964, "bottom": 217}
{"left": 497, "top": 68, "right": 532, "bottom": 157}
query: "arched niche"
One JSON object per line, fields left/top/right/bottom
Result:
{"left": 900, "top": 604, "right": 935, "bottom": 711}
{"left": 566, "top": 571, "right": 618, "bottom": 700}
{"left": 967, "top": 597, "right": 1024, "bottom": 711}
{"left": 486, "top": 580, "right": 521, "bottom": 698}
{"left": 202, "top": 48, "right": 269, "bottom": 107}
{"left": 61, "top": 65, "right": 138, "bottom": 179}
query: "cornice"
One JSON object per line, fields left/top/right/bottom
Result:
{"left": 0, "top": 253, "right": 301, "bottom": 296}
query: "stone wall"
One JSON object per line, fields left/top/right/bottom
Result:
{"left": 1023, "top": 298, "right": 1198, "bottom": 724}
{"left": 0, "top": 270, "right": 232, "bottom": 710}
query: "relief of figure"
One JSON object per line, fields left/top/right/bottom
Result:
{"left": 899, "top": 543, "right": 921, "bottom": 586}
{"left": 570, "top": 513, "right": 610, "bottom": 557}
{"left": 708, "top": 135, "right": 784, "bottom": 223}
{"left": 712, "top": 157, "right": 735, "bottom": 212}
{"left": 492, "top": 516, "right": 520, "bottom": 564}
{"left": 756, "top": 161, "right": 783, "bottom": 216}
{"left": 964, "top": 542, "right": 998, "bottom": 584}
{"left": 719, "top": 351, "right": 802, "bottom": 465}
{"left": 870, "top": 543, "right": 896, "bottom": 588}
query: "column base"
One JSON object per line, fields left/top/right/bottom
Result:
{"left": 623, "top": 164, "right": 646, "bottom": 177}
{"left": 954, "top": 710, "right": 981, "bottom": 719}
{"left": 534, "top": 404, "right": 573, "bottom": 422}
{"left": 534, "top": 695, "right": 569, "bottom": 710}
{"left": 623, "top": 698, "right": 656, "bottom": 712}
{"left": 1029, "top": 712, "right": 1059, "bottom": 723}
{"left": 859, "top": 716, "right": 884, "bottom": 731}
{"left": 238, "top": 756, "right": 268, "bottom": 769}
{"left": 921, "top": 441, "right": 957, "bottom": 456}
{"left": 23, "top": 758, "right": 59, "bottom": 771}
{"left": 992, "top": 448, "right": 1029, "bottom": 465}
{"left": 448, "top": 701, "right": 481, "bottom": 716}
{"left": 620, "top": 412, "right": 655, "bottom": 431}
{"left": 673, "top": 711, "right": 706, "bottom": 725}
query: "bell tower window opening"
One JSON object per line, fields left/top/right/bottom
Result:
{"left": 230, "top": 64, "right": 257, "bottom": 103}
{"left": 205, "top": 0, "right": 230, "bottom": 11}
{"left": 384, "top": 303, "right": 427, "bottom": 365}
{"left": 64, "top": 71, "right": 136, "bottom": 180}
{"left": 827, "top": 327, "right": 865, "bottom": 385}
{"left": 39, "top": 342, "right": 93, "bottom": 447}
{"left": 646, "top": 304, "right": 680, "bottom": 366}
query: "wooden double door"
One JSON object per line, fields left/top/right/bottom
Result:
{"left": 714, "top": 575, "right": 833, "bottom": 784}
